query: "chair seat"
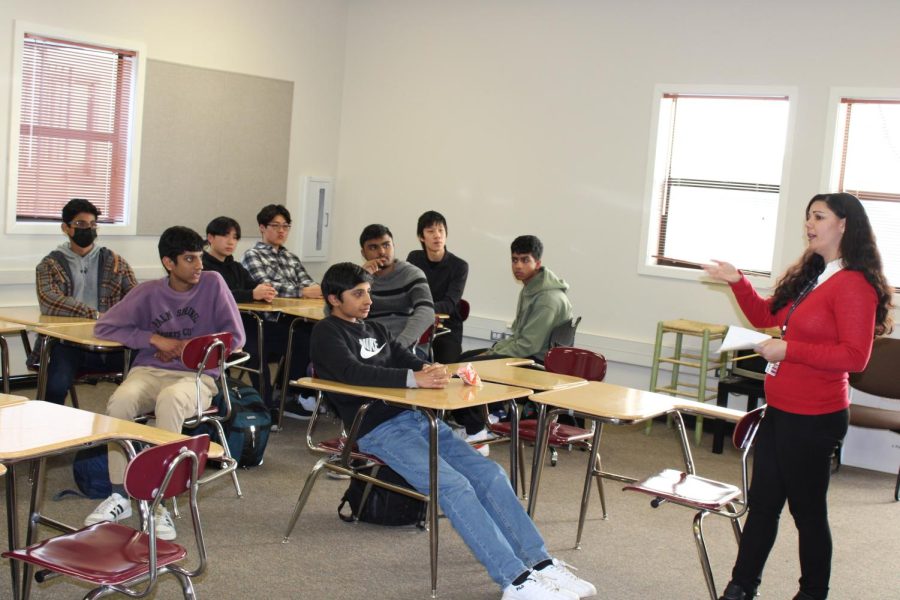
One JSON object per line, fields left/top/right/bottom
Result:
{"left": 623, "top": 468, "right": 741, "bottom": 511}
{"left": 2, "top": 522, "right": 186, "bottom": 586}
{"left": 490, "top": 419, "right": 593, "bottom": 446}
{"left": 661, "top": 319, "right": 728, "bottom": 335}
{"left": 318, "top": 437, "right": 384, "bottom": 464}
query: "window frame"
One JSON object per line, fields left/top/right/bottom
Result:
{"left": 5, "top": 21, "right": 146, "bottom": 236}
{"left": 822, "top": 87, "right": 900, "bottom": 291}
{"left": 637, "top": 83, "right": 799, "bottom": 286}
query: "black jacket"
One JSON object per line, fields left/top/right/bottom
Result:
{"left": 202, "top": 252, "right": 257, "bottom": 303}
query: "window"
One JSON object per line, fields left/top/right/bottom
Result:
{"left": 643, "top": 92, "right": 791, "bottom": 277}
{"left": 6, "top": 23, "right": 144, "bottom": 232}
{"left": 831, "top": 97, "right": 900, "bottom": 287}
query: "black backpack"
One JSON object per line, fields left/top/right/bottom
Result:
{"left": 338, "top": 465, "right": 427, "bottom": 527}
{"left": 193, "top": 380, "right": 271, "bottom": 468}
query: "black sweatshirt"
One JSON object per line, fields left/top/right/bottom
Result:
{"left": 406, "top": 249, "right": 468, "bottom": 342}
{"left": 310, "top": 315, "right": 425, "bottom": 438}
{"left": 202, "top": 251, "right": 258, "bottom": 303}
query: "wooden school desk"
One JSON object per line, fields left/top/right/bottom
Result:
{"left": 526, "top": 381, "right": 695, "bottom": 548}
{"left": 0, "top": 401, "right": 228, "bottom": 599}
{"left": 293, "top": 376, "right": 531, "bottom": 597}
{"left": 32, "top": 322, "right": 129, "bottom": 403}
{"left": 447, "top": 357, "right": 586, "bottom": 391}
{"left": 272, "top": 299, "right": 326, "bottom": 429}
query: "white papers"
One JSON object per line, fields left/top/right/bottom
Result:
{"left": 718, "top": 326, "right": 772, "bottom": 353}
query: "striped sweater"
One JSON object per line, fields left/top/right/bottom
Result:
{"left": 368, "top": 260, "right": 435, "bottom": 348}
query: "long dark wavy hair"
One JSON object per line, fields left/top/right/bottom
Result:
{"left": 770, "top": 193, "right": 893, "bottom": 336}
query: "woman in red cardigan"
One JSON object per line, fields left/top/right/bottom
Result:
{"left": 704, "top": 193, "right": 893, "bottom": 600}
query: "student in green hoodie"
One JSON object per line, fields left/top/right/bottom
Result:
{"left": 456, "top": 235, "right": 573, "bottom": 449}
{"left": 461, "top": 235, "right": 572, "bottom": 362}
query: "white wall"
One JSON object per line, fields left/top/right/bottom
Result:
{"left": 330, "top": 0, "right": 900, "bottom": 376}
{"left": 0, "top": 0, "right": 348, "bottom": 301}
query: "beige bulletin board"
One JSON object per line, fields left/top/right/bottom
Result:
{"left": 137, "top": 59, "right": 293, "bottom": 235}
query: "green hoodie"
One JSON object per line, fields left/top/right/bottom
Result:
{"left": 489, "top": 266, "right": 573, "bottom": 360}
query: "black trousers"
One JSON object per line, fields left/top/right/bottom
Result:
{"left": 730, "top": 405, "right": 848, "bottom": 599}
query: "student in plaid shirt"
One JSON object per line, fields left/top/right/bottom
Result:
{"left": 241, "top": 204, "right": 321, "bottom": 416}
{"left": 34, "top": 198, "right": 137, "bottom": 404}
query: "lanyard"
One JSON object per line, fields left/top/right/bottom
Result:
{"left": 781, "top": 279, "right": 816, "bottom": 338}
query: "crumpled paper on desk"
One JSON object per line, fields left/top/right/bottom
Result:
{"left": 456, "top": 362, "right": 482, "bottom": 386}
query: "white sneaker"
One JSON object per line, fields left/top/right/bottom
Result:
{"left": 537, "top": 559, "right": 597, "bottom": 598}
{"left": 84, "top": 493, "right": 132, "bottom": 526}
{"left": 502, "top": 572, "right": 579, "bottom": 600}
{"left": 298, "top": 394, "right": 318, "bottom": 412}
{"left": 466, "top": 427, "right": 491, "bottom": 457}
{"left": 154, "top": 504, "right": 176, "bottom": 541}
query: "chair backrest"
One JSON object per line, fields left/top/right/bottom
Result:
{"left": 544, "top": 346, "right": 607, "bottom": 382}
{"left": 181, "top": 332, "right": 234, "bottom": 371}
{"left": 849, "top": 337, "right": 900, "bottom": 400}
{"left": 458, "top": 299, "right": 471, "bottom": 322}
{"left": 124, "top": 435, "right": 210, "bottom": 501}
{"left": 548, "top": 316, "right": 581, "bottom": 349}
{"left": 732, "top": 406, "right": 766, "bottom": 451}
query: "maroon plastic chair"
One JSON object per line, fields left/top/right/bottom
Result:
{"left": 417, "top": 299, "right": 470, "bottom": 360}
{"left": 136, "top": 332, "right": 246, "bottom": 497}
{"left": 3, "top": 435, "right": 211, "bottom": 599}
{"left": 623, "top": 406, "right": 766, "bottom": 600}
{"left": 489, "top": 346, "right": 607, "bottom": 497}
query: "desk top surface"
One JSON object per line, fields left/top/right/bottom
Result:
{"left": 295, "top": 376, "right": 531, "bottom": 411}
{"left": 0, "top": 319, "right": 27, "bottom": 334}
{"left": 0, "top": 306, "right": 95, "bottom": 328}
{"left": 0, "top": 401, "right": 223, "bottom": 461}
{"left": 0, "top": 393, "right": 30, "bottom": 407}
{"left": 237, "top": 297, "right": 324, "bottom": 313}
{"left": 34, "top": 323, "right": 123, "bottom": 348}
{"left": 530, "top": 381, "right": 677, "bottom": 423}
{"left": 279, "top": 303, "right": 326, "bottom": 321}
{"left": 447, "top": 359, "right": 585, "bottom": 391}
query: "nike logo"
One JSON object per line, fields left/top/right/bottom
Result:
{"left": 359, "top": 338, "right": 386, "bottom": 359}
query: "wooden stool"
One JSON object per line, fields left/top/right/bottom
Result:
{"left": 648, "top": 319, "right": 728, "bottom": 446}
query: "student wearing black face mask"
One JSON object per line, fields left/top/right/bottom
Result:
{"left": 34, "top": 198, "right": 137, "bottom": 404}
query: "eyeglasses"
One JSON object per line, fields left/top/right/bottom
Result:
{"left": 69, "top": 220, "right": 98, "bottom": 230}
{"left": 266, "top": 223, "right": 292, "bottom": 231}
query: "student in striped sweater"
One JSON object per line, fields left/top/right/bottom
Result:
{"left": 359, "top": 224, "right": 435, "bottom": 350}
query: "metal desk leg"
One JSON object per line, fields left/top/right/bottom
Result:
{"left": 507, "top": 399, "right": 520, "bottom": 496}
{"left": 575, "top": 424, "right": 604, "bottom": 549}
{"left": 424, "top": 410, "right": 440, "bottom": 598}
{"left": 35, "top": 336, "right": 57, "bottom": 402}
{"left": 671, "top": 411, "right": 696, "bottom": 475}
{"left": 526, "top": 403, "right": 550, "bottom": 517}
{"left": 6, "top": 463, "right": 21, "bottom": 600}
{"left": 1, "top": 336, "right": 9, "bottom": 395}
{"left": 276, "top": 316, "right": 303, "bottom": 430}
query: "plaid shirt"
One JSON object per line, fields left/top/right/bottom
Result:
{"left": 36, "top": 247, "right": 137, "bottom": 318}
{"left": 241, "top": 241, "right": 316, "bottom": 298}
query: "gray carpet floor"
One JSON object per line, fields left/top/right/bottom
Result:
{"left": 2, "top": 382, "right": 897, "bottom": 599}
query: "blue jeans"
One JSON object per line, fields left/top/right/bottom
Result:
{"left": 358, "top": 410, "right": 549, "bottom": 588}
{"left": 45, "top": 343, "right": 125, "bottom": 405}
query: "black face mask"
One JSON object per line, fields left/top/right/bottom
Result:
{"left": 71, "top": 228, "right": 97, "bottom": 249}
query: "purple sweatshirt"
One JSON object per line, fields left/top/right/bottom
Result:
{"left": 95, "top": 271, "right": 245, "bottom": 374}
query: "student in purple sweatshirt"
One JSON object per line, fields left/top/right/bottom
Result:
{"left": 86, "top": 226, "right": 245, "bottom": 540}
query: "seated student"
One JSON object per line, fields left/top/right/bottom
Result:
{"left": 203, "top": 216, "right": 289, "bottom": 411}
{"left": 242, "top": 204, "right": 321, "bottom": 416}
{"left": 406, "top": 210, "right": 469, "bottom": 363}
{"left": 35, "top": 198, "right": 137, "bottom": 404}
{"left": 87, "top": 226, "right": 245, "bottom": 540}
{"left": 311, "top": 262, "right": 596, "bottom": 600}
{"left": 360, "top": 224, "right": 435, "bottom": 349}
{"left": 461, "top": 235, "right": 572, "bottom": 362}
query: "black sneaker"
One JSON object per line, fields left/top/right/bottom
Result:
{"left": 283, "top": 396, "right": 313, "bottom": 421}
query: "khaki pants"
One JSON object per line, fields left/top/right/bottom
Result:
{"left": 107, "top": 366, "right": 217, "bottom": 484}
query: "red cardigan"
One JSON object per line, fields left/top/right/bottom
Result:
{"left": 730, "top": 270, "right": 877, "bottom": 415}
